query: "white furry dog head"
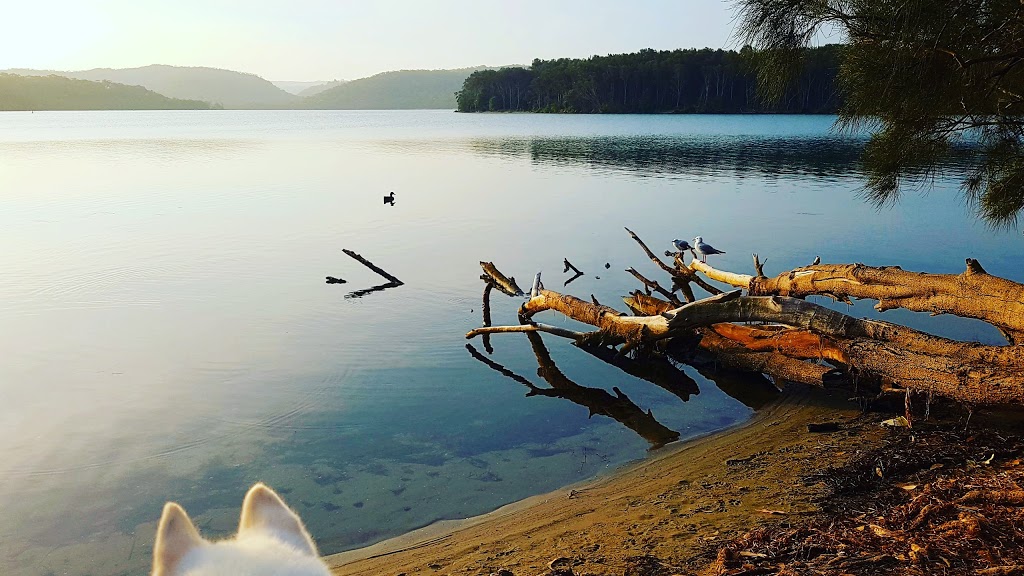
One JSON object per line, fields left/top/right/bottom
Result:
{"left": 152, "top": 483, "right": 332, "bottom": 576}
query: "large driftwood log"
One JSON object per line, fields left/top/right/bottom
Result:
{"left": 471, "top": 227, "right": 1024, "bottom": 408}
{"left": 476, "top": 280, "right": 1024, "bottom": 405}
{"left": 689, "top": 259, "right": 1024, "bottom": 345}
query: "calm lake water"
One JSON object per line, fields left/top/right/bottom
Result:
{"left": 1, "top": 110, "right": 1020, "bottom": 576}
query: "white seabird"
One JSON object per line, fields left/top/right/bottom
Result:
{"left": 693, "top": 236, "right": 726, "bottom": 263}
{"left": 672, "top": 239, "right": 693, "bottom": 252}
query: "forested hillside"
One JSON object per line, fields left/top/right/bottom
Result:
{"left": 303, "top": 68, "right": 485, "bottom": 109}
{"left": 456, "top": 46, "right": 842, "bottom": 113}
{"left": 0, "top": 74, "right": 214, "bottom": 110}
{"left": 5, "top": 65, "right": 296, "bottom": 108}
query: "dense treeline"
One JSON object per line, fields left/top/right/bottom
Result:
{"left": 0, "top": 74, "right": 216, "bottom": 110}
{"left": 456, "top": 46, "right": 841, "bottom": 113}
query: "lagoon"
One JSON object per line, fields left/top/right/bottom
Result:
{"left": 0, "top": 110, "right": 1017, "bottom": 576}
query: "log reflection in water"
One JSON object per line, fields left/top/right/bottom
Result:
{"left": 576, "top": 344, "right": 699, "bottom": 402}
{"left": 466, "top": 336, "right": 681, "bottom": 449}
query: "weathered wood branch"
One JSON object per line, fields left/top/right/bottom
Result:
{"left": 466, "top": 323, "right": 588, "bottom": 340}
{"left": 690, "top": 258, "right": 1024, "bottom": 344}
{"left": 520, "top": 289, "right": 664, "bottom": 345}
{"left": 625, "top": 227, "right": 698, "bottom": 302}
{"left": 626, "top": 267, "right": 684, "bottom": 307}
{"left": 480, "top": 261, "right": 524, "bottom": 296}
{"left": 625, "top": 227, "right": 677, "bottom": 276}
{"left": 689, "top": 259, "right": 754, "bottom": 290}
{"left": 671, "top": 253, "right": 723, "bottom": 297}
{"left": 623, "top": 292, "right": 676, "bottom": 315}
{"left": 343, "top": 249, "right": 403, "bottom": 284}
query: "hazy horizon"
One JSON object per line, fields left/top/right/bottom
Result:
{"left": 1, "top": 0, "right": 749, "bottom": 81}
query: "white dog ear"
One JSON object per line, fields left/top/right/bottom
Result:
{"left": 153, "top": 502, "right": 203, "bottom": 576}
{"left": 239, "top": 483, "right": 319, "bottom": 556}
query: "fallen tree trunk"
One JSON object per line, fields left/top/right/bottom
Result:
{"left": 689, "top": 258, "right": 1024, "bottom": 345}
{"left": 470, "top": 227, "right": 1024, "bottom": 408}
{"left": 474, "top": 282, "right": 1024, "bottom": 405}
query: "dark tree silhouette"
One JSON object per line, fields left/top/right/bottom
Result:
{"left": 735, "top": 0, "right": 1024, "bottom": 226}
{"left": 456, "top": 46, "right": 842, "bottom": 114}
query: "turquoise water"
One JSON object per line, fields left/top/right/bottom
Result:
{"left": 0, "top": 111, "right": 1019, "bottom": 575}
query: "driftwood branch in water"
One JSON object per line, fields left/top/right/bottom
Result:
{"left": 689, "top": 258, "right": 1024, "bottom": 344}
{"left": 563, "top": 258, "right": 583, "bottom": 275}
{"left": 466, "top": 323, "right": 589, "bottom": 340}
{"left": 625, "top": 226, "right": 698, "bottom": 303}
{"left": 625, "top": 267, "right": 683, "bottom": 307}
{"left": 342, "top": 249, "right": 403, "bottom": 284}
{"left": 480, "top": 261, "right": 524, "bottom": 296}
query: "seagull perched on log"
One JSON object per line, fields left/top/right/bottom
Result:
{"left": 693, "top": 236, "right": 726, "bottom": 263}
{"left": 672, "top": 239, "right": 693, "bottom": 252}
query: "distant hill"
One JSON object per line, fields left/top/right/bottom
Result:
{"left": 4, "top": 65, "right": 296, "bottom": 108}
{"left": 302, "top": 68, "right": 484, "bottom": 109}
{"left": 272, "top": 80, "right": 341, "bottom": 95}
{"left": 0, "top": 73, "right": 214, "bottom": 110}
{"left": 296, "top": 80, "right": 346, "bottom": 98}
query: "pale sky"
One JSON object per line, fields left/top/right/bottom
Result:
{"left": 0, "top": 0, "right": 746, "bottom": 81}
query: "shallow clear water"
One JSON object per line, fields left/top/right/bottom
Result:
{"left": 0, "top": 110, "right": 1019, "bottom": 575}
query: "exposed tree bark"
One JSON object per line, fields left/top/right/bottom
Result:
{"left": 625, "top": 267, "right": 683, "bottom": 307}
{"left": 689, "top": 258, "right": 1024, "bottom": 345}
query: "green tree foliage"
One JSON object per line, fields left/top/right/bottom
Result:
{"left": 0, "top": 74, "right": 215, "bottom": 110}
{"left": 455, "top": 47, "right": 842, "bottom": 114}
{"left": 736, "top": 0, "right": 1024, "bottom": 226}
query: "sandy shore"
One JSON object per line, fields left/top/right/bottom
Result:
{"left": 327, "top": 385, "right": 878, "bottom": 575}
